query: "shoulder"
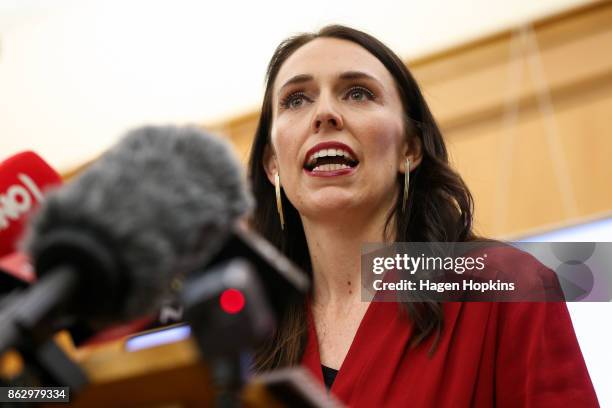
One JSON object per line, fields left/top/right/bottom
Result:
{"left": 465, "top": 242, "right": 564, "bottom": 301}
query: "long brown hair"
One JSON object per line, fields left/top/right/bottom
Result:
{"left": 248, "top": 25, "right": 475, "bottom": 371}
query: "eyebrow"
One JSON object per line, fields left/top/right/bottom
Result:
{"left": 278, "top": 74, "right": 314, "bottom": 93}
{"left": 278, "top": 71, "right": 382, "bottom": 94}
{"left": 338, "top": 70, "right": 379, "bottom": 83}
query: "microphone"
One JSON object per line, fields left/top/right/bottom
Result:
{"left": 0, "top": 126, "right": 252, "bottom": 353}
{"left": 0, "top": 152, "right": 62, "bottom": 292}
{"left": 0, "top": 151, "right": 62, "bottom": 258}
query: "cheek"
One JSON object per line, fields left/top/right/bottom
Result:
{"left": 356, "top": 113, "right": 405, "bottom": 165}
{"left": 271, "top": 115, "right": 306, "bottom": 172}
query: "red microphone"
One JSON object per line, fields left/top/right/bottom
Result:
{"left": 0, "top": 151, "right": 62, "bottom": 285}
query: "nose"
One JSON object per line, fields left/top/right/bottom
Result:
{"left": 311, "top": 96, "right": 343, "bottom": 133}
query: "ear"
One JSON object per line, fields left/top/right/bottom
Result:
{"left": 263, "top": 144, "right": 278, "bottom": 186}
{"left": 400, "top": 135, "right": 423, "bottom": 173}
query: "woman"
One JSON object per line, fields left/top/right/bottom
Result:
{"left": 247, "top": 25, "right": 598, "bottom": 407}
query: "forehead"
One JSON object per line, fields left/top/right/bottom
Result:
{"left": 274, "top": 37, "right": 396, "bottom": 92}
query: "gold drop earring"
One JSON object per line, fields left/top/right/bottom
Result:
{"left": 275, "top": 172, "right": 285, "bottom": 230}
{"left": 402, "top": 158, "right": 411, "bottom": 214}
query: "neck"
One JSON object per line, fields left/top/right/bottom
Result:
{"left": 301, "top": 205, "right": 396, "bottom": 309}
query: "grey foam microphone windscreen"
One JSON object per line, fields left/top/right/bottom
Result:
{"left": 23, "top": 125, "right": 253, "bottom": 324}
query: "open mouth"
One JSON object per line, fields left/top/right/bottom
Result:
{"left": 303, "top": 148, "right": 359, "bottom": 173}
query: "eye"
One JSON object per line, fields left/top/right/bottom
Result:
{"left": 344, "top": 86, "right": 375, "bottom": 102}
{"left": 280, "top": 92, "right": 311, "bottom": 110}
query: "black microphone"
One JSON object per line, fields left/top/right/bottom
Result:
{"left": 0, "top": 126, "right": 253, "bottom": 353}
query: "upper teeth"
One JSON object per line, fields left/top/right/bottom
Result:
{"left": 307, "top": 148, "right": 355, "bottom": 165}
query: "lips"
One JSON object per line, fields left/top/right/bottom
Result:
{"left": 303, "top": 142, "right": 359, "bottom": 175}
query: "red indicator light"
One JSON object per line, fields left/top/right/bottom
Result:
{"left": 220, "top": 288, "right": 245, "bottom": 314}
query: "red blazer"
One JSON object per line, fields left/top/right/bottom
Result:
{"left": 302, "top": 301, "right": 599, "bottom": 407}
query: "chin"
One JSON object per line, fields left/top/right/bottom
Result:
{"left": 298, "top": 194, "right": 359, "bottom": 218}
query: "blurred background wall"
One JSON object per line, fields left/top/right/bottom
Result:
{"left": 1, "top": 0, "right": 610, "bottom": 404}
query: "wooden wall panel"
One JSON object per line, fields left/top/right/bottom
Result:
{"left": 448, "top": 88, "right": 612, "bottom": 236}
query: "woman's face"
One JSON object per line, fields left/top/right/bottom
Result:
{"left": 265, "top": 37, "right": 415, "bottom": 220}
